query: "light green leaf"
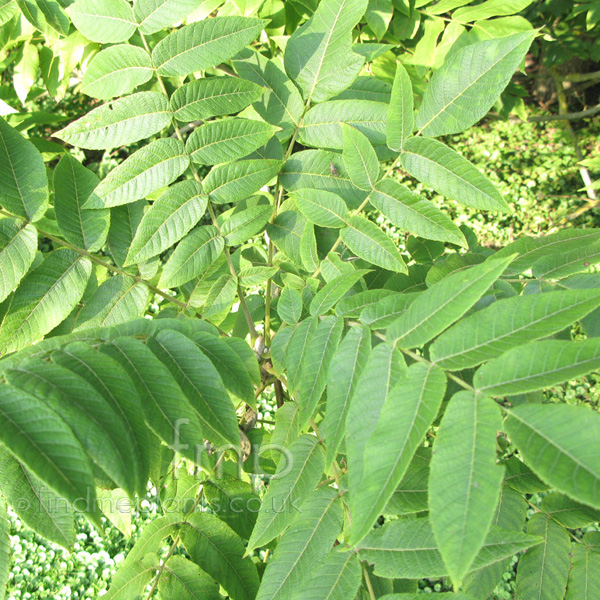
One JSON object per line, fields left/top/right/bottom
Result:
{"left": 160, "top": 555, "right": 221, "bottom": 600}
{"left": 303, "top": 550, "right": 362, "bottom": 600}
{"left": 247, "top": 435, "right": 325, "bottom": 552}
{"left": 232, "top": 50, "right": 304, "bottom": 141}
{"left": 302, "top": 222, "right": 323, "bottom": 273}
{"left": 125, "top": 180, "right": 207, "bottom": 265}
{"left": 0, "top": 219, "right": 37, "bottom": 304}
{"left": 505, "top": 404, "right": 600, "bottom": 510}
{"left": 310, "top": 270, "right": 369, "bottom": 316}
{"left": 53, "top": 154, "right": 109, "bottom": 252}
{"left": 453, "top": 0, "right": 535, "bottom": 23}
{"left": 429, "top": 391, "right": 504, "bottom": 587}
{"left": 370, "top": 178, "right": 466, "bottom": 245}
{"left": 221, "top": 198, "right": 272, "bottom": 246}
{"left": 81, "top": 45, "right": 153, "bottom": 100}
{"left": 349, "top": 363, "right": 446, "bottom": 545}
{"left": 204, "top": 159, "right": 281, "bottom": 204}
{"left": 416, "top": 32, "right": 535, "bottom": 137}
{"left": 149, "top": 329, "right": 240, "bottom": 446}
{"left": 0, "top": 447, "right": 74, "bottom": 549}
{"left": 0, "top": 385, "right": 101, "bottom": 527}
{"left": 51, "top": 342, "right": 150, "bottom": 497}
{"left": 431, "top": 288, "right": 600, "bottom": 370}
{"left": 203, "top": 274, "right": 238, "bottom": 324}
{"left": 540, "top": 492, "right": 600, "bottom": 529}
{"left": 341, "top": 215, "right": 407, "bottom": 272}
{"left": 74, "top": 275, "right": 149, "bottom": 330}
{"left": 531, "top": 239, "right": 600, "bottom": 280}
{"left": 187, "top": 118, "right": 277, "bottom": 166}
{"left": 256, "top": 488, "right": 343, "bottom": 600}
{"left": 159, "top": 225, "right": 224, "bottom": 288}
{"left": 335, "top": 289, "right": 393, "bottom": 318}
{"left": 153, "top": 17, "right": 267, "bottom": 77}
{"left": 284, "top": 0, "right": 367, "bottom": 103}
{"left": 401, "top": 137, "right": 509, "bottom": 212}
{"left": 566, "top": 533, "right": 600, "bottom": 600}
{"left": 285, "top": 317, "right": 319, "bottom": 392}
{"left": 100, "top": 336, "right": 205, "bottom": 463}
{"left": 360, "top": 291, "right": 418, "bottom": 329}
{"left": 300, "top": 100, "right": 388, "bottom": 150}
{"left": 0, "top": 117, "right": 48, "bottom": 222}
{"left": 0, "top": 496, "right": 8, "bottom": 597}
{"left": 55, "top": 92, "right": 172, "bottom": 150}
{"left": 474, "top": 338, "right": 600, "bottom": 396}
{"left": 182, "top": 512, "right": 260, "bottom": 600}
{"left": 515, "top": 513, "right": 571, "bottom": 600}
{"left": 171, "top": 77, "right": 264, "bottom": 123}
{"left": 387, "top": 62, "right": 414, "bottom": 151}
{"left": 90, "top": 139, "right": 190, "bottom": 209}
{"left": 322, "top": 324, "right": 371, "bottom": 465}
{"left": 388, "top": 255, "right": 513, "bottom": 348}
{"left": 67, "top": 0, "right": 136, "bottom": 43}
{"left": 135, "top": 0, "right": 205, "bottom": 34}
{"left": 297, "top": 316, "right": 344, "bottom": 426}
{"left": 342, "top": 124, "right": 379, "bottom": 191}
{"left": 0, "top": 249, "right": 92, "bottom": 355}
{"left": 291, "top": 188, "right": 349, "bottom": 228}
{"left": 278, "top": 286, "right": 303, "bottom": 324}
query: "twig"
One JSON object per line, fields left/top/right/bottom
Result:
{"left": 527, "top": 103, "right": 600, "bottom": 122}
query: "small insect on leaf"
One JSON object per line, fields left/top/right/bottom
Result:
{"left": 329, "top": 162, "right": 339, "bottom": 177}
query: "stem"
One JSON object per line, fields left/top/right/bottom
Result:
{"left": 362, "top": 562, "right": 377, "bottom": 600}
{"left": 140, "top": 33, "right": 259, "bottom": 341}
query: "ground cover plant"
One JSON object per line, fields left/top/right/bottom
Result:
{"left": 0, "top": 0, "right": 600, "bottom": 599}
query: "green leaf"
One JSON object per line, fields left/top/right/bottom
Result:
{"left": 53, "top": 154, "right": 109, "bottom": 252}
{"left": 358, "top": 518, "right": 541, "bottom": 579}
{"left": 100, "top": 336, "right": 205, "bottom": 463}
{"left": 297, "top": 315, "right": 344, "bottom": 426}
{"left": 0, "top": 496, "right": 8, "bottom": 599}
{"left": 346, "top": 343, "right": 406, "bottom": 497}
{"left": 515, "top": 513, "right": 571, "bottom": 600}
{"left": 285, "top": 317, "right": 319, "bottom": 392}
{"left": 342, "top": 124, "right": 379, "bottom": 191}
{"left": 6, "top": 359, "right": 139, "bottom": 498}
{"left": 182, "top": 512, "right": 260, "bottom": 600}
{"left": 401, "top": 137, "right": 509, "bottom": 212}
{"left": 387, "top": 62, "right": 414, "bottom": 151}
{"left": 531, "top": 239, "right": 600, "bottom": 280}
{"left": 303, "top": 550, "right": 362, "bottom": 600}
{"left": 203, "top": 274, "right": 238, "bottom": 323}
{"left": 336, "top": 289, "right": 393, "bottom": 318}
{"left": 55, "top": 92, "right": 172, "bottom": 150}
{"left": 256, "top": 488, "right": 343, "bottom": 600}
{"left": 540, "top": 492, "right": 600, "bottom": 529}
{"left": 73, "top": 275, "right": 149, "bottom": 331}
{"left": 454, "top": 0, "right": 535, "bottom": 23}
{"left": 0, "top": 447, "right": 75, "bottom": 549}
{"left": 152, "top": 17, "right": 267, "bottom": 77}
{"left": 0, "top": 219, "right": 37, "bottom": 304}
{"left": 159, "top": 225, "right": 223, "bottom": 288}
{"left": 566, "top": 533, "right": 600, "bottom": 600}
{"left": 187, "top": 118, "right": 278, "bottom": 166}
{"left": 90, "top": 139, "right": 190, "bottom": 209}
{"left": 388, "top": 255, "right": 512, "bottom": 348}
{"left": 171, "top": 77, "right": 264, "bottom": 123}
{"left": 369, "top": 178, "right": 466, "bottom": 245}
{"left": 278, "top": 286, "right": 303, "bottom": 324}
{"left": 505, "top": 404, "right": 600, "bottom": 510}
{"left": 204, "top": 159, "right": 281, "bottom": 205}
{"left": 291, "top": 188, "right": 349, "bottom": 228}
{"left": 190, "top": 330, "right": 255, "bottom": 408}
{"left": 232, "top": 50, "right": 304, "bottom": 141}
{"left": 429, "top": 391, "right": 504, "bottom": 587}
{"left": 221, "top": 198, "right": 272, "bottom": 246}
{"left": 300, "top": 100, "right": 388, "bottom": 150}
{"left": 148, "top": 329, "right": 240, "bottom": 446}
{"left": 284, "top": 0, "right": 367, "bottom": 103}
{"left": 416, "top": 32, "right": 535, "bottom": 137}
{"left": 67, "top": 0, "right": 136, "bottom": 43}
{"left": 135, "top": 0, "right": 205, "bottom": 35}
{"left": 246, "top": 435, "right": 325, "bottom": 552}
{"left": 341, "top": 215, "right": 407, "bottom": 272}
{"left": 360, "top": 291, "right": 418, "bottom": 329}
{"left": 474, "top": 338, "right": 600, "bottom": 396}
{"left": 349, "top": 363, "right": 446, "bottom": 545}
{"left": 302, "top": 222, "right": 322, "bottom": 273}
{"left": 125, "top": 180, "right": 206, "bottom": 266}
{"left": 0, "top": 117, "right": 48, "bottom": 222}
{"left": 0, "top": 385, "right": 101, "bottom": 527}
{"left": 160, "top": 555, "right": 221, "bottom": 600}
{"left": 310, "top": 270, "right": 369, "bottom": 316}
{"left": 431, "top": 288, "right": 600, "bottom": 370}
{"left": 0, "top": 249, "right": 92, "bottom": 354}
{"left": 81, "top": 45, "right": 153, "bottom": 100}
{"left": 322, "top": 324, "right": 371, "bottom": 465}
{"left": 51, "top": 342, "right": 150, "bottom": 497}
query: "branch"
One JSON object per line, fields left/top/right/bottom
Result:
{"left": 527, "top": 103, "right": 600, "bottom": 122}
